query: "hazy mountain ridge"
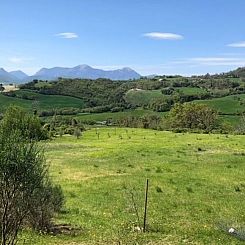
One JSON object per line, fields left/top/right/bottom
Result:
{"left": 0, "top": 65, "right": 141, "bottom": 83}
{"left": 1, "top": 65, "right": 245, "bottom": 83}
{"left": 30, "top": 65, "right": 141, "bottom": 81}
{"left": 0, "top": 68, "right": 19, "bottom": 83}
{"left": 9, "top": 70, "right": 29, "bottom": 80}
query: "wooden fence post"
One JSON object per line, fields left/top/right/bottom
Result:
{"left": 143, "top": 179, "right": 149, "bottom": 232}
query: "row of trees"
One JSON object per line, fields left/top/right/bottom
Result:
{"left": 117, "top": 103, "right": 220, "bottom": 133}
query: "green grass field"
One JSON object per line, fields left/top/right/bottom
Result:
{"left": 125, "top": 89, "right": 166, "bottom": 106}
{"left": 195, "top": 94, "right": 245, "bottom": 114}
{"left": 20, "top": 128, "right": 245, "bottom": 244}
{"left": 175, "top": 87, "right": 208, "bottom": 95}
{"left": 220, "top": 115, "right": 243, "bottom": 127}
{"left": 0, "top": 90, "right": 84, "bottom": 112}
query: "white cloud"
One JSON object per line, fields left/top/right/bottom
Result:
{"left": 143, "top": 32, "right": 183, "bottom": 40}
{"left": 8, "top": 57, "right": 23, "bottom": 64}
{"left": 8, "top": 56, "right": 33, "bottom": 64}
{"left": 172, "top": 56, "right": 245, "bottom": 66}
{"left": 227, "top": 41, "right": 245, "bottom": 48}
{"left": 55, "top": 32, "right": 78, "bottom": 39}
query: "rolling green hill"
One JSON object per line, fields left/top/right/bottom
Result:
{"left": 0, "top": 90, "right": 84, "bottom": 112}
{"left": 125, "top": 89, "right": 166, "bottom": 106}
{"left": 195, "top": 94, "right": 245, "bottom": 114}
{"left": 175, "top": 87, "right": 208, "bottom": 95}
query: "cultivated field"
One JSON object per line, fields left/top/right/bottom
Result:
{"left": 20, "top": 128, "right": 245, "bottom": 244}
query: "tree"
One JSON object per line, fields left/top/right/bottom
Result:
{"left": 236, "top": 113, "right": 245, "bottom": 134}
{"left": 168, "top": 103, "right": 218, "bottom": 131}
{"left": 74, "top": 127, "right": 82, "bottom": 139}
{"left": 1, "top": 106, "right": 48, "bottom": 140}
{"left": 0, "top": 84, "right": 4, "bottom": 92}
{"left": 0, "top": 107, "right": 64, "bottom": 245}
{"left": 161, "top": 87, "right": 175, "bottom": 95}
{"left": 149, "top": 97, "right": 173, "bottom": 112}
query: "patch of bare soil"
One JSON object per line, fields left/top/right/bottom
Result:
{"left": 49, "top": 223, "right": 83, "bottom": 236}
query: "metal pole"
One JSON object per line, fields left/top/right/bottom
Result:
{"left": 143, "top": 179, "right": 149, "bottom": 232}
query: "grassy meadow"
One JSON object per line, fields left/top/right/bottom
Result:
{"left": 20, "top": 128, "right": 245, "bottom": 244}
{"left": 195, "top": 94, "right": 245, "bottom": 114}
{"left": 0, "top": 90, "right": 84, "bottom": 112}
{"left": 125, "top": 89, "right": 166, "bottom": 106}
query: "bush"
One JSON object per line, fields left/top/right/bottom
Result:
{"left": 149, "top": 97, "right": 174, "bottom": 112}
{"left": 1, "top": 106, "right": 48, "bottom": 140}
{"left": 167, "top": 103, "right": 218, "bottom": 132}
{"left": 0, "top": 107, "right": 64, "bottom": 244}
{"left": 27, "top": 184, "right": 64, "bottom": 232}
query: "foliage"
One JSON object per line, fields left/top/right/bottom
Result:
{"left": 21, "top": 79, "right": 129, "bottom": 107}
{"left": 149, "top": 97, "right": 174, "bottom": 112}
{"left": 161, "top": 87, "right": 175, "bottom": 95}
{"left": 1, "top": 106, "right": 48, "bottom": 140}
{"left": 43, "top": 115, "right": 86, "bottom": 136}
{"left": 117, "top": 114, "right": 163, "bottom": 130}
{"left": 236, "top": 114, "right": 245, "bottom": 134}
{"left": 74, "top": 128, "right": 82, "bottom": 139}
{"left": 0, "top": 84, "right": 4, "bottom": 92}
{"left": 167, "top": 103, "right": 219, "bottom": 131}
{"left": 0, "top": 107, "right": 64, "bottom": 245}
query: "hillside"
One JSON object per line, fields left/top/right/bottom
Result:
{"left": 0, "top": 68, "right": 18, "bottom": 83}
{"left": 226, "top": 67, "right": 245, "bottom": 78}
{"left": 0, "top": 73, "right": 244, "bottom": 130}
{"left": 195, "top": 94, "right": 245, "bottom": 114}
{"left": 0, "top": 90, "right": 84, "bottom": 112}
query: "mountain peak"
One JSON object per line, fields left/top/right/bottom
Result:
{"left": 31, "top": 65, "right": 140, "bottom": 81}
{"left": 0, "top": 68, "right": 7, "bottom": 72}
{"left": 0, "top": 65, "right": 141, "bottom": 83}
{"left": 9, "top": 70, "right": 28, "bottom": 80}
{"left": 120, "top": 67, "right": 134, "bottom": 71}
{"left": 74, "top": 65, "right": 92, "bottom": 70}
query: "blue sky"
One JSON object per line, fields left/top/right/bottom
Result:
{"left": 1, "top": 0, "right": 245, "bottom": 75}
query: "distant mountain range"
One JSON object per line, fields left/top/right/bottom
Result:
{"left": 0, "top": 65, "right": 141, "bottom": 83}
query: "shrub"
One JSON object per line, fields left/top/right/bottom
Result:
{"left": 0, "top": 107, "right": 64, "bottom": 244}
{"left": 167, "top": 103, "right": 218, "bottom": 132}
{"left": 1, "top": 106, "right": 48, "bottom": 140}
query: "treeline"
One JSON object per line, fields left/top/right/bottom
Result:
{"left": 20, "top": 78, "right": 129, "bottom": 107}
{"left": 18, "top": 75, "right": 245, "bottom": 115}
{"left": 116, "top": 103, "right": 245, "bottom": 134}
